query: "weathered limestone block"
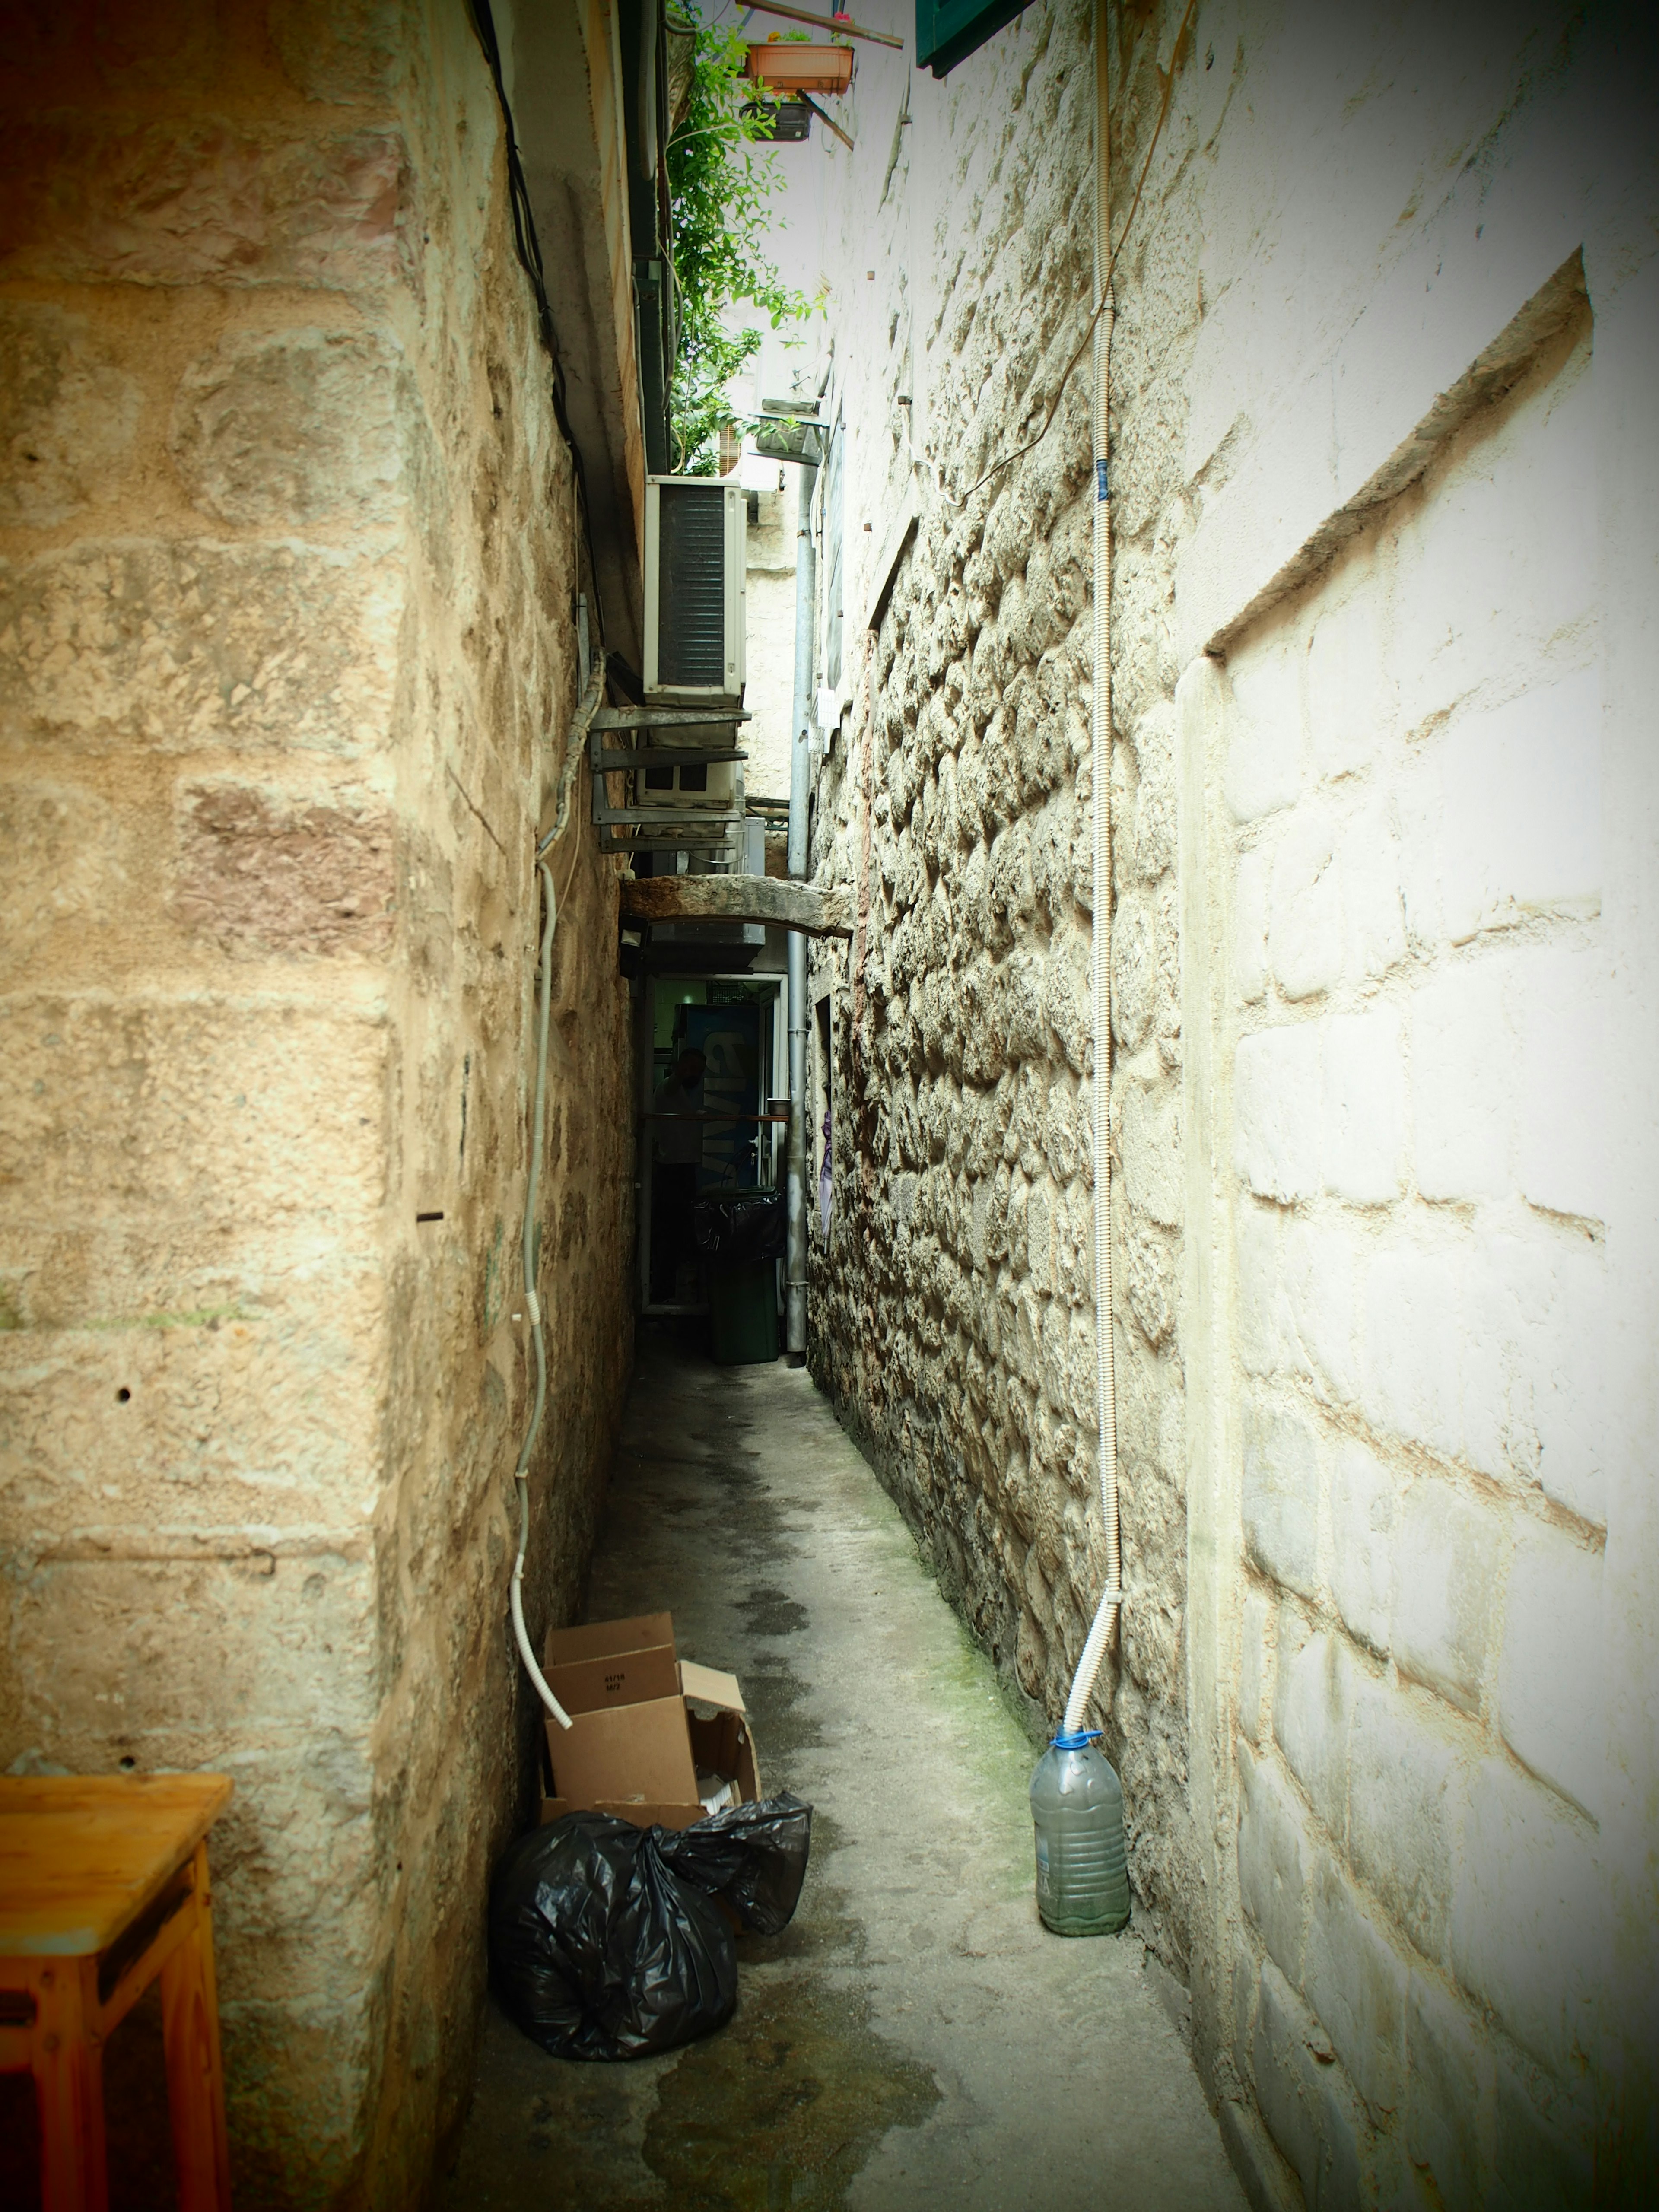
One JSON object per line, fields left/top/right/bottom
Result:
{"left": 1512, "top": 945, "right": 1608, "bottom": 1223}
{"left": 0, "top": 302, "right": 140, "bottom": 527}
{"left": 1435, "top": 670, "right": 1603, "bottom": 947}
{"left": 0, "top": 996, "right": 387, "bottom": 1223}
{"left": 171, "top": 782, "right": 397, "bottom": 956}
{"left": 1268, "top": 805, "right": 1342, "bottom": 1001}
{"left": 1224, "top": 649, "right": 1304, "bottom": 827}
{"left": 1346, "top": 1673, "right": 1460, "bottom": 1963}
{"left": 1302, "top": 1853, "right": 1408, "bottom": 2121}
{"left": 1235, "top": 1200, "right": 1286, "bottom": 1379}
{"left": 1496, "top": 1519, "right": 1604, "bottom": 1819}
{"left": 1326, "top": 1439, "right": 1395, "bottom": 1656}
{"left": 1334, "top": 795, "right": 1406, "bottom": 984}
{"left": 1233, "top": 845, "right": 1270, "bottom": 1004}
{"left": 269, "top": 0, "right": 407, "bottom": 105}
{"left": 1271, "top": 1617, "right": 1351, "bottom": 1840}
{"left": 10, "top": 1553, "right": 380, "bottom": 1754}
{"left": 1411, "top": 960, "right": 1514, "bottom": 1199}
{"left": 0, "top": 120, "right": 408, "bottom": 290}
{"left": 1251, "top": 1961, "right": 1367, "bottom": 2212}
{"left": 1492, "top": 2050, "right": 1594, "bottom": 2207}
{"left": 1234, "top": 1020, "right": 1321, "bottom": 1203}
{"left": 1129, "top": 699, "right": 1177, "bottom": 881}
{"left": 1242, "top": 1400, "right": 1319, "bottom": 1598}
{"left": 171, "top": 327, "right": 417, "bottom": 527}
{"left": 1359, "top": 1241, "right": 1464, "bottom": 1463}
{"left": 1117, "top": 1074, "right": 1182, "bottom": 1229}
{"left": 0, "top": 775, "right": 122, "bottom": 963}
{"left": 1487, "top": 1231, "right": 1605, "bottom": 1523}
{"left": 1123, "top": 1214, "right": 1176, "bottom": 1348}
{"left": 1237, "top": 1740, "right": 1309, "bottom": 1981}
{"left": 1402, "top": 1969, "right": 1490, "bottom": 2209}
{"left": 1238, "top": 1587, "right": 1271, "bottom": 1745}
{"left": 1450, "top": 1755, "right": 1601, "bottom": 2080}
{"left": 0, "top": 540, "right": 405, "bottom": 756}
{"left": 0, "top": 1287, "right": 385, "bottom": 1519}
{"left": 1390, "top": 1478, "right": 1499, "bottom": 1713}
{"left": 1111, "top": 886, "right": 1162, "bottom": 1051}
{"left": 1320, "top": 1007, "right": 1405, "bottom": 1205}
{"left": 1279, "top": 1220, "right": 1360, "bottom": 1407}
{"left": 1306, "top": 587, "right": 1392, "bottom": 782}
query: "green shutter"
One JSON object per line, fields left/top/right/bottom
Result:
{"left": 915, "top": 0, "right": 1029, "bottom": 78}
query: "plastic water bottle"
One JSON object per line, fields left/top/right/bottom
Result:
{"left": 1030, "top": 1729, "right": 1130, "bottom": 1935}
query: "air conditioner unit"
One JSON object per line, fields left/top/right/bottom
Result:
{"left": 643, "top": 475, "right": 747, "bottom": 699}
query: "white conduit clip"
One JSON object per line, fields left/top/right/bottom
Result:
{"left": 510, "top": 662, "right": 605, "bottom": 1736}
{"left": 1063, "top": 0, "right": 1122, "bottom": 1739}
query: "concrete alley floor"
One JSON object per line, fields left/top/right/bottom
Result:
{"left": 441, "top": 1332, "right": 1243, "bottom": 2211}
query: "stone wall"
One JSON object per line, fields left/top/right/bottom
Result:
{"left": 0, "top": 3, "right": 634, "bottom": 2200}
{"left": 802, "top": 0, "right": 1205, "bottom": 1940}
{"left": 804, "top": 0, "right": 1658, "bottom": 2201}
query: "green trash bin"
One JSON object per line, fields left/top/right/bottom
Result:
{"left": 708, "top": 1260, "right": 779, "bottom": 1365}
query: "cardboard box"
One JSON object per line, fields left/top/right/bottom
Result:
{"left": 540, "top": 1611, "right": 761, "bottom": 1830}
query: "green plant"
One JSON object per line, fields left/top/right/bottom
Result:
{"left": 666, "top": 9, "right": 814, "bottom": 472}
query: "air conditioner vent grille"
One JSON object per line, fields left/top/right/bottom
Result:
{"left": 656, "top": 483, "right": 727, "bottom": 688}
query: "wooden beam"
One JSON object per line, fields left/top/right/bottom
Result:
{"left": 591, "top": 707, "right": 750, "bottom": 729}
{"left": 620, "top": 874, "right": 853, "bottom": 941}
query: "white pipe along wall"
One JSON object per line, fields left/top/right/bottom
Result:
{"left": 1064, "top": 0, "right": 1123, "bottom": 1739}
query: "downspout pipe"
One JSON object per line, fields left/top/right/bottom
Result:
{"left": 1063, "top": 0, "right": 1122, "bottom": 1736}
{"left": 785, "top": 458, "right": 819, "bottom": 1363}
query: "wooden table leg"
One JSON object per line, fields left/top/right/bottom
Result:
{"left": 159, "top": 1846, "right": 232, "bottom": 2212}
{"left": 32, "top": 1956, "right": 108, "bottom": 2212}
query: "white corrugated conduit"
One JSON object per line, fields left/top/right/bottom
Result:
{"left": 509, "top": 662, "right": 606, "bottom": 1733}
{"left": 1063, "top": 0, "right": 1124, "bottom": 1740}
{"left": 1060, "top": 0, "right": 1197, "bottom": 1734}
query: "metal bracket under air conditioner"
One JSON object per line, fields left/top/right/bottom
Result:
{"left": 590, "top": 703, "right": 751, "bottom": 865}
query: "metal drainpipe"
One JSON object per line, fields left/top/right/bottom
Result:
{"left": 785, "top": 458, "right": 819, "bottom": 1364}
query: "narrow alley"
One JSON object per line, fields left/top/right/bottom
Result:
{"left": 441, "top": 1334, "right": 1243, "bottom": 2210}
{"left": 3, "top": 2, "right": 1656, "bottom": 2207}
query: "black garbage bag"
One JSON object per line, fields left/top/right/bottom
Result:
{"left": 489, "top": 1794, "right": 813, "bottom": 2062}
{"left": 656, "top": 1792, "right": 813, "bottom": 1936}
{"left": 692, "top": 1190, "right": 786, "bottom": 1263}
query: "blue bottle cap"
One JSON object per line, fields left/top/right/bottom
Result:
{"left": 1050, "top": 1728, "right": 1103, "bottom": 1751}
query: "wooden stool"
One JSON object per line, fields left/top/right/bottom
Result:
{"left": 0, "top": 1774, "right": 234, "bottom": 2212}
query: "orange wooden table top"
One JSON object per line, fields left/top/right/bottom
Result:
{"left": 0, "top": 1775, "right": 233, "bottom": 1958}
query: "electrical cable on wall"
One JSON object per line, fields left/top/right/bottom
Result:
{"left": 928, "top": 0, "right": 1198, "bottom": 512}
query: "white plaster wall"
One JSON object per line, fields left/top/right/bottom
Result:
{"left": 1185, "top": 296, "right": 1615, "bottom": 2206}
{"left": 1166, "top": 11, "right": 1659, "bottom": 2199}
{"left": 740, "top": 473, "right": 798, "bottom": 803}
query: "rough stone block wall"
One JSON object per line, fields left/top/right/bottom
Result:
{"left": 802, "top": 0, "right": 1202, "bottom": 1964}
{"left": 0, "top": 3, "right": 633, "bottom": 2200}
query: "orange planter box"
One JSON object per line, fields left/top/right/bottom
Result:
{"left": 744, "top": 42, "right": 854, "bottom": 94}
